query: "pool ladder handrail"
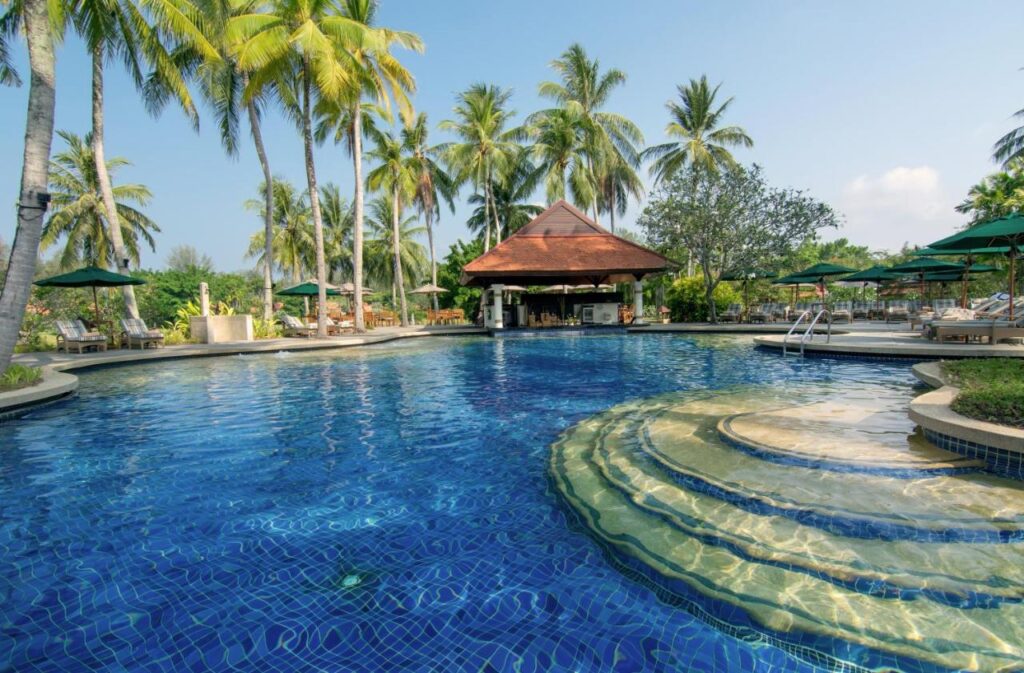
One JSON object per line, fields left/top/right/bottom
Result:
{"left": 783, "top": 309, "right": 832, "bottom": 356}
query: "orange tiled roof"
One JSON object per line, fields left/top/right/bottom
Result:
{"left": 461, "top": 200, "right": 674, "bottom": 286}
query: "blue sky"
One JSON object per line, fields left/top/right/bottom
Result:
{"left": 2, "top": 0, "right": 1023, "bottom": 272}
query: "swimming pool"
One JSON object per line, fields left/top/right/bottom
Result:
{"left": 0, "top": 333, "right": 993, "bottom": 672}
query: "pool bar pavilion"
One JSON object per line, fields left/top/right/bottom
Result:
{"left": 460, "top": 201, "right": 675, "bottom": 329}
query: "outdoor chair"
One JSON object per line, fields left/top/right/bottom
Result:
{"left": 771, "top": 304, "right": 789, "bottom": 322}
{"left": 720, "top": 304, "right": 742, "bottom": 323}
{"left": 931, "top": 315, "right": 1024, "bottom": 344}
{"left": 281, "top": 314, "right": 315, "bottom": 338}
{"left": 121, "top": 318, "right": 165, "bottom": 350}
{"left": 867, "top": 301, "right": 885, "bottom": 320}
{"left": 55, "top": 319, "right": 108, "bottom": 354}
{"left": 324, "top": 317, "right": 353, "bottom": 336}
{"left": 851, "top": 302, "right": 869, "bottom": 320}
{"left": 885, "top": 301, "right": 909, "bottom": 323}
{"left": 831, "top": 302, "right": 852, "bottom": 323}
{"left": 748, "top": 304, "right": 772, "bottom": 323}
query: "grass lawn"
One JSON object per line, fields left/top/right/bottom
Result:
{"left": 942, "top": 359, "right": 1024, "bottom": 429}
{"left": 0, "top": 364, "right": 43, "bottom": 393}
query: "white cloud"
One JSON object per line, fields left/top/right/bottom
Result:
{"left": 836, "top": 166, "right": 961, "bottom": 252}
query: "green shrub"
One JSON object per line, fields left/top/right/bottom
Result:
{"left": 253, "top": 317, "right": 281, "bottom": 340}
{"left": 0, "top": 364, "right": 43, "bottom": 391}
{"left": 665, "top": 275, "right": 741, "bottom": 322}
{"left": 943, "top": 359, "right": 1024, "bottom": 429}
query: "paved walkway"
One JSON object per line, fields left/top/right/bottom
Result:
{"left": 754, "top": 328, "right": 1024, "bottom": 358}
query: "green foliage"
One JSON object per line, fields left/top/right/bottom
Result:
{"left": 665, "top": 275, "right": 741, "bottom": 322}
{"left": 133, "top": 268, "right": 258, "bottom": 328}
{"left": 956, "top": 158, "right": 1024, "bottom": 225}
{"left": 253, "top": 317, "right": 282, "bottom": 340}
{"left": 15, "top": 312, "right": 58, "bottom": 353}
{"left": 436, "top": 239, "right": 483, "bottom": 317}
{"left": 0, "top": 364, "right": 43, "bottom": 391}
{"left": 944, "top": 359, "right": 1024, "bottom": 429}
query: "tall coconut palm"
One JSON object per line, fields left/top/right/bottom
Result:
{"left": 0, "top": 0, "right": 58, "bottom": 372}
{"left": 42, "top": 130, "right": 159, "bottom": 270}
{"left": 596, "top": 152, "right": 644, "bottom": 234}
{"left": 245, "top": 178, "right": 313, "bottom": 284}
{"left": 319, "top": 182, "right": 354, "bottom": 282}
{"left": 537, "top": 43, "right": 643, "bottom": 223}
{"left": 403, "top": 112, "right": 455, "bottom": 311}
{"left": 365, "top": 126, "right": 416, "bottom": 325}
{"left": 466, "top": 154, "right": 543, "bottom": 240}
{"left": 643, "top": 75, "right": 753, "bottom": 184}
{"left": 364, "top": 196, "right": 426, "bottom": 307}
{"left": 440, "top": 84, "right": 523, "bottom": 251}
{"left": 74, "top": 0, "right": 214, "bottom": 319}
{"left": 528, "top": 105, "right": 595, "bottom": 208}
{"left": 311, "top": 0, "right": 423, "bottom": 333}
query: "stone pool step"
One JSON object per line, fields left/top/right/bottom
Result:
{"left": 645, "top": 396, "right": 1024, "bottom": 539}
{"left": 592, "top": 408, "right": 1024, "bottom": 605}
{"left": 550, "top": 391, "right": 1024, "bottom": 672}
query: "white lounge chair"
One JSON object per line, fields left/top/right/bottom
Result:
{"left": 55, "top": 320, "right": 107, "bottom": 354}
{"left": 121, "top": 318, "right": 165, "bottom": 349}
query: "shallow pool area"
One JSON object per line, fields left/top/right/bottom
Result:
{"left": 0, "top": 333, "right": 1018, "bottom": 672}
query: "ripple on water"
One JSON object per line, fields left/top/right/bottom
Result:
{"left": 0, "top": 334, "right": 922, "bottom": 673}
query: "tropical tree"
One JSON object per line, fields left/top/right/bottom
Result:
{"left": 42, "top": 130, "right": 159, "bottom": 270}
{"left": 466, "top": 152, "right": 542, "bottom": 239}
{"left": 73, "top": 0, "right": 214, "bottom": 319}
{"left": 536, "top": 43, "right": 643, "bottom": 224}
{"left": 956, "top": 158, "right": 1024, "bottom": 225}
{"left": 403, "top": 112, "right": 455, "bottom": 310}
{"left": 643, "top": 75, "right": 753, "bottom": 184}
{"left": 527, "top": 105, "right": 595, "bottom": 208}
{"left": 596, "top": 152, "right": 644, "bottom": 233}
{"left": 638, "top": 164, "right": 837, "bottom": 322}
{"left": 0, "top": 0, "right": 58, "bottom": 372}
{"left": 304, "top": 0, "right": 421, "bottom": 333}
{"left": 245, "top": 178, "right": 313, "bottom": 283}
{"left": 366, "top": 126, "right": 416, "bottom": 325}
{"left": 440, "top": 83, "right": 523, "bottom": 251}
{"left": 994, "top": 82, "right": 1024, "bottom": 167}
{"left": 319, "top": 182, "right": 354, "bottom": 282}
{"left": 364, "top": 195, "right": 427, "bottom": 307}
{"left": 166, "top": 244, "right": 213, "bottom": 272}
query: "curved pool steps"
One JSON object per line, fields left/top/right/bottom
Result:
{"left": 551, "top": 389, "right": 1024, "bottom": 672}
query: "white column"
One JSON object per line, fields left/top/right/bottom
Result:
{"left": 633, "top": 279, "right": 644, "bottom": 324}
{"left": 492, "top": 284, "right": 504, "bottom": 329}
{"left": 199, "top": 282, "right": 210, "bottom": 316}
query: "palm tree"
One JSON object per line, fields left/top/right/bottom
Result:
{"left": 229, "top": 0, "right": 371, "bottom": 336}
{"left": 403, "top": 113, "right": 455, "bottom": 311}
{"left": 466, "top": 150, "right": 542, "bottom": 240}
{"left": 308, "top": 0, "right": 421, "bottom": 333}
{"left": 165, "top": 0, "right": 278, "bottom": 320}
{"left": 245, "top": 178, "right": 313, "bottom": 284}
{"left": 364, "top": 196, "right": 427, "bottom": 307}
{"left": 956, "top": 158, "right": 1024, "bottom": 225}
{"left": 366, "top": 126, "right": 416, "bottom": 325}
{"left": 42, "top": 131, "right": 160, "bottom": 270}
{"left": 643, "top": 75, "right": 753, "bottom": 184}
{"left": 440, "top": 84, "right": 523, "bottom": 251}
{"left": 74, "top": 0, "right": 214, "bottom": 319}
{"left": 319, "top": 182, "right": 354, "bottom": 283}
{"left": 596, "top": 152, "right": 644, "bottom": 233}
{"left": 0, "top": 0, "right": 58, "bottom": 372}
{"left": 528, "top": 105, "right": 595, "bottom": 208}
{"left": 537, "top": 43, "right": 643, "bottom": 224}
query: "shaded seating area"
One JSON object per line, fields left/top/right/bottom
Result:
{"left": 55, "top": 320, "right": 108, "bottom": 354}
{"left": 426, "top": 308, "right": 466, "bottom": 325}
{"left": 121, "top": 318, "right": 165, "bottom": 350}
{"left": 281, "top": 315, "right": 315, "bottom": 338}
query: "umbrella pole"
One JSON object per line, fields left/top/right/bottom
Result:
{"left": 92, "top": 286, "right": 101, "bottom": 330}
{"left": 1011, "top": 249, "right": 1017, "bottom": 321}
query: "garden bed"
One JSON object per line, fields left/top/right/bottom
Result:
{"left": 0, "top": 365, "right": 43, "bottom": 393}
{"left": 943, "top": 359, "right": 1024, "bottom": 429}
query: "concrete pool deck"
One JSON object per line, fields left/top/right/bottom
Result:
{"left": 0, "top": 325, "right": 486, "bottom": 418}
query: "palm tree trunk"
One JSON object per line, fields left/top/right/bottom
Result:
{"left": 426, "top": 206, "right": 438, "bottom": 312}
{"left": 352, "top": 101, "right": 366, "bottom": 332}
{"left": 244, "top": 76, "right": 274, "bottom": 321}
{"left": 482, "top": 180, "right": 492, "bottom": 252}
{"left": 300, "top": 60, "right": 328, "bottom": 337}
{"left": 489, "top": 178, "right": 501, "bottom": 244}
{"left": 0, "top": 0, "right": 56, "bottom": 372}
{"left": 91, "top": 43, "right": 139, "bottom": 319}
{"left": 609, "top": 190, "right": 616, "bottom": 234}
{"left": 392, "top": 188, "right": 409, "bottom": 326}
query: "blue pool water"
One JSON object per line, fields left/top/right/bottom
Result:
{"left": 0, "top": 333, "right": 916, "bottom": 673}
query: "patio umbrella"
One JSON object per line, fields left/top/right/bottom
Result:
{"left": 34, "top": 265, "right": 146, "bottom": 329}
{"left": 276, "top": 281, "right": 343, "bottom": 297}
{"left": 839, "top": 266, "right": 900, "bottom": 301}
{"left": 335, "top": 282, "right": 378, "bottom": 295}
{"left": 912, "top": 246, "right": 1007, "bottom": 306}
{"left": 886, "top": 258, "right": 964, "bottom": 305}
{"left": 409, "top": 283, "right": 448, "bottom": 295}
{"left": 789, "top": 263, "right": 856, "bottom": 305}
{"left": 927, "top": 215, "right": 1024, "bottom": 318}
{"left": 772, "top": 273, "right": 819, "bottom": 309}
{"left": 540, "top": 284, "right": 576, "bottom": 293}
{"left": 721, "top": 268, "right": 777, "bottom": 318}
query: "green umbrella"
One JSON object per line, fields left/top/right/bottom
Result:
{"left": 276, "top": 281, "right": 343, "bottom": 297}
{"left": 840, "top": 266, "right": 899, "bottom": 301}
{"left": 34, "top": 265, "right": 146, "bottom": 329}
{"left": 912, "top": 247, "right": 1007, "bottom": 306}
{"left": 789, "top": 263, "right": 856, "bottom": 306}
{"left": 927, "top": 215, "right": 1024, "bottom": 318}
{"left": 771, "top": 273, "right": 818, "bottom": 309}
{"left": 721, "top": 269, "right": 777, "bottom": 319}
{"left": 887, "top": 257, "right": 965, "bottom": 304}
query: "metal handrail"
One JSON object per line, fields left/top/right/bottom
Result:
{"left": 782, "top": 310, "right": 811, "bottom": 356}
{"left": 799, "top": 309, "right": 832, "bottom": 356}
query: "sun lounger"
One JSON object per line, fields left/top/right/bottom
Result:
{"left": 120, "top": 318, "right": 165, "bottom": 350}
{"left": 832, "top": 301, "right": 852, "bottom": 323}
{"left": 720, "top": 304, "right": 742, "bottom": 323}
{"left": 324, "top": 317, "right": 353, "bottom": 336}
{"left": 281, "top": 314, "right": 315, "bottom": 338}
{"left": 771, "top": 304, "right": 789, "bottom": 322}
{"left": 866, "top": 301, "right": 885, "bottom": 320}
{"left": 885, "top": 301, "right": 909, "bottom": 323}
{"left": 851, "top": 302, "right": 869, "bottom": 320}
{"left": 932, "top": 316, "right": 1024, "bottom": 344}
{"left": 748, "top": 304, "right": 772, "bottom": 323}
{"left": 55, "top": 319, "right": 107, "bottom": 354}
